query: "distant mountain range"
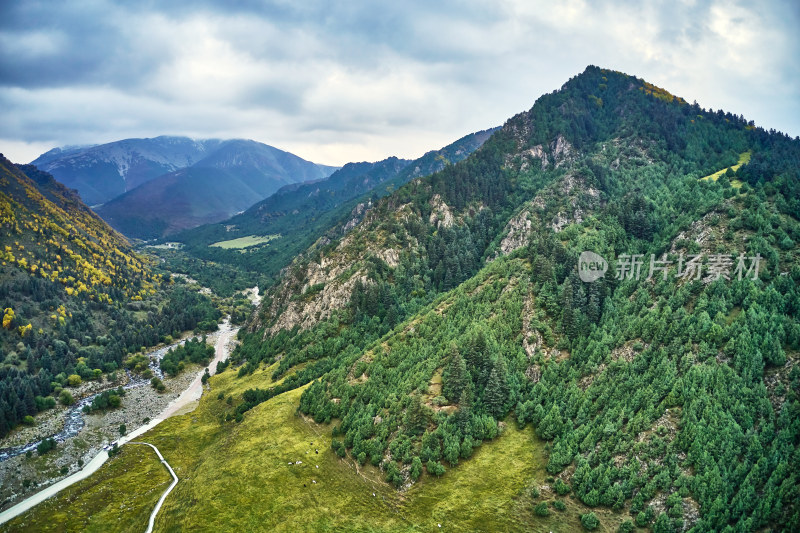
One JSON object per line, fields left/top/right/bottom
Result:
{"left": 30, "top": 136, "right": 338, "bottom": 238}
{"left": 31, "top": 136, "right": 225, "bottom": 206}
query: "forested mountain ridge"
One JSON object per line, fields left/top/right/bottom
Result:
{"left": 0, "top": 156, "right": 219, "bottom": 437}
{"left": 254, "top": 66, "right": 796, "bottom": 335}
{"left": 224, "top": 66, "right": 800, "bottom": 531}
{"left": 154, "top": 128, "right": 497, "bottom": 296}
{"left": 0, "top": 156, "right": 158, "bottom": 304}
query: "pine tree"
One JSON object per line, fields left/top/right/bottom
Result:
{"left": 561, "top": 277, "right": 576, "bottom": 337}
{"left": 562, "top": 272, "right": 586, "bottom": 338}
{"left": 443, "top": 433, "right": 460, "bottom": 466}
{"left": 466, "top": 329, "right": 491, "bottom": 390}
{"left": 404, "top": 395, "right": 427, "bottom": 435}
{"left": 453, "top": 382, "right": 473, "bottom": 432}
{"left": 586, "top": 281, "right": 603, "bottom": 324}
{"left": 484, "top": 357, "right": 509, "bottom": 419}
{"left": 442, "top": 345, "right": 467, "bottom": 403}
{"left": 537, "top": 404, "right": 564, "bottom": 440}
{"left": 410, "top": 456, "right": 423, "bottom": 481}
{"left": 23, "top": 385, "right": 36, "bottom": 416}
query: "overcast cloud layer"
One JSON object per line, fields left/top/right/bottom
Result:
{"left": 1, "top": 0, "right": 798, "bottom": 165}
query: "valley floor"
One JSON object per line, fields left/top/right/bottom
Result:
{"left": 3, "top": 360, "right": 627, "bottom": 532}
{"left": 0, "top": 322, "right": 235, "bottom": 516}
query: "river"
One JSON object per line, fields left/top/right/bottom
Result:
{"left": 0, "top": 329, "right": 208, "bottom": 463}
{"left": 0, "top": 317, "right": 239, "bottom": 525}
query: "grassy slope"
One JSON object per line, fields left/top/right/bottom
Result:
{"left": 7, "top": 338, "right": 625, "bottom": 533}
{"left": 3, "top": 444, "right": 171, "bottom": 532}
{"left": 699, "top": 150, "right": 751, "bottom": 187}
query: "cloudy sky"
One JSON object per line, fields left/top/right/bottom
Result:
{"left": 1, "top": 0, "right": 798, "bottom": 166}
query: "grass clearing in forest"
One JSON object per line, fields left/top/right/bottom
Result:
{"left": 699, "top": 151, "right": 751, "bottom": 188}
{"left": 209, "top": 234, "right": 279, "bottom": 249}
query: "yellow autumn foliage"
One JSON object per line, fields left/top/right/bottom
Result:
{"left": 2, "top": 156, "right": 163, "bottom": 306}
{"left": 2, "top": 308, "right": 14, "bottom": 329}
{"left": 18, "top": 323, "right": 32, "bottom": 337}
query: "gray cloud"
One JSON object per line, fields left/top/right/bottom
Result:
{"left": 1, "top": 0, "right": 798, "bottom": 165}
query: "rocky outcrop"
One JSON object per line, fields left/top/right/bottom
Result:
{"left": 264, "top": 209, "right": 411, "bottom": 334}
{"left": 496, "top": 172, "right": 603, "bottom": 257}
{"left": 379, "top": 248, "right": 400, "bottom": 268}
{"left": 549, "top": 174, "right": 601, "bottom": 232}
{"left": 428, "top": 194, "right": 454, "bottom": 228}
{"left": 504, "top": 134, "right": 576, "bottom": 172}
{"left": 668, "top": 207, "right": 728, "bottom": 254}
{"left": 342, "top": 200, "right": 372, "bottom": 234}
{"left": 499, "top": 209, "right": 534, "bottom": 256}
{"left": 517, "top": 145, "right": 548, "bottom": 172}
{"left": 269, "top": 269, "right": 368, "bottom": 334}
{"left": 493, "top": 133, "right": 586, "bottom": 255}
{"left": 551, "top": 134, "right": 574, "bottom": 167}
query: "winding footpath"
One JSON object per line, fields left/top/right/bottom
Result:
{"left": 0, "top": 316, "right": 239, "bottom": 527}
{"left": 127, "top": 442, "right": 178, "bottom": 533}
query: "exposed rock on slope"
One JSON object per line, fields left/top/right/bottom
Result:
{"left": 498, "top": 172, "right": 604, "bottom": 257}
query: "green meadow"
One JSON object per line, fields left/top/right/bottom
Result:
{"left": 3, "top": 444, "right": 170, "bottom": 533}
{"left": 209, "top": 234, "right": 280, "bottom": 249}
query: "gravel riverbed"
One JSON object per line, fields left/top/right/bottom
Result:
{"left": 0, "top": 326, "right": 230, "bottom": 512}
